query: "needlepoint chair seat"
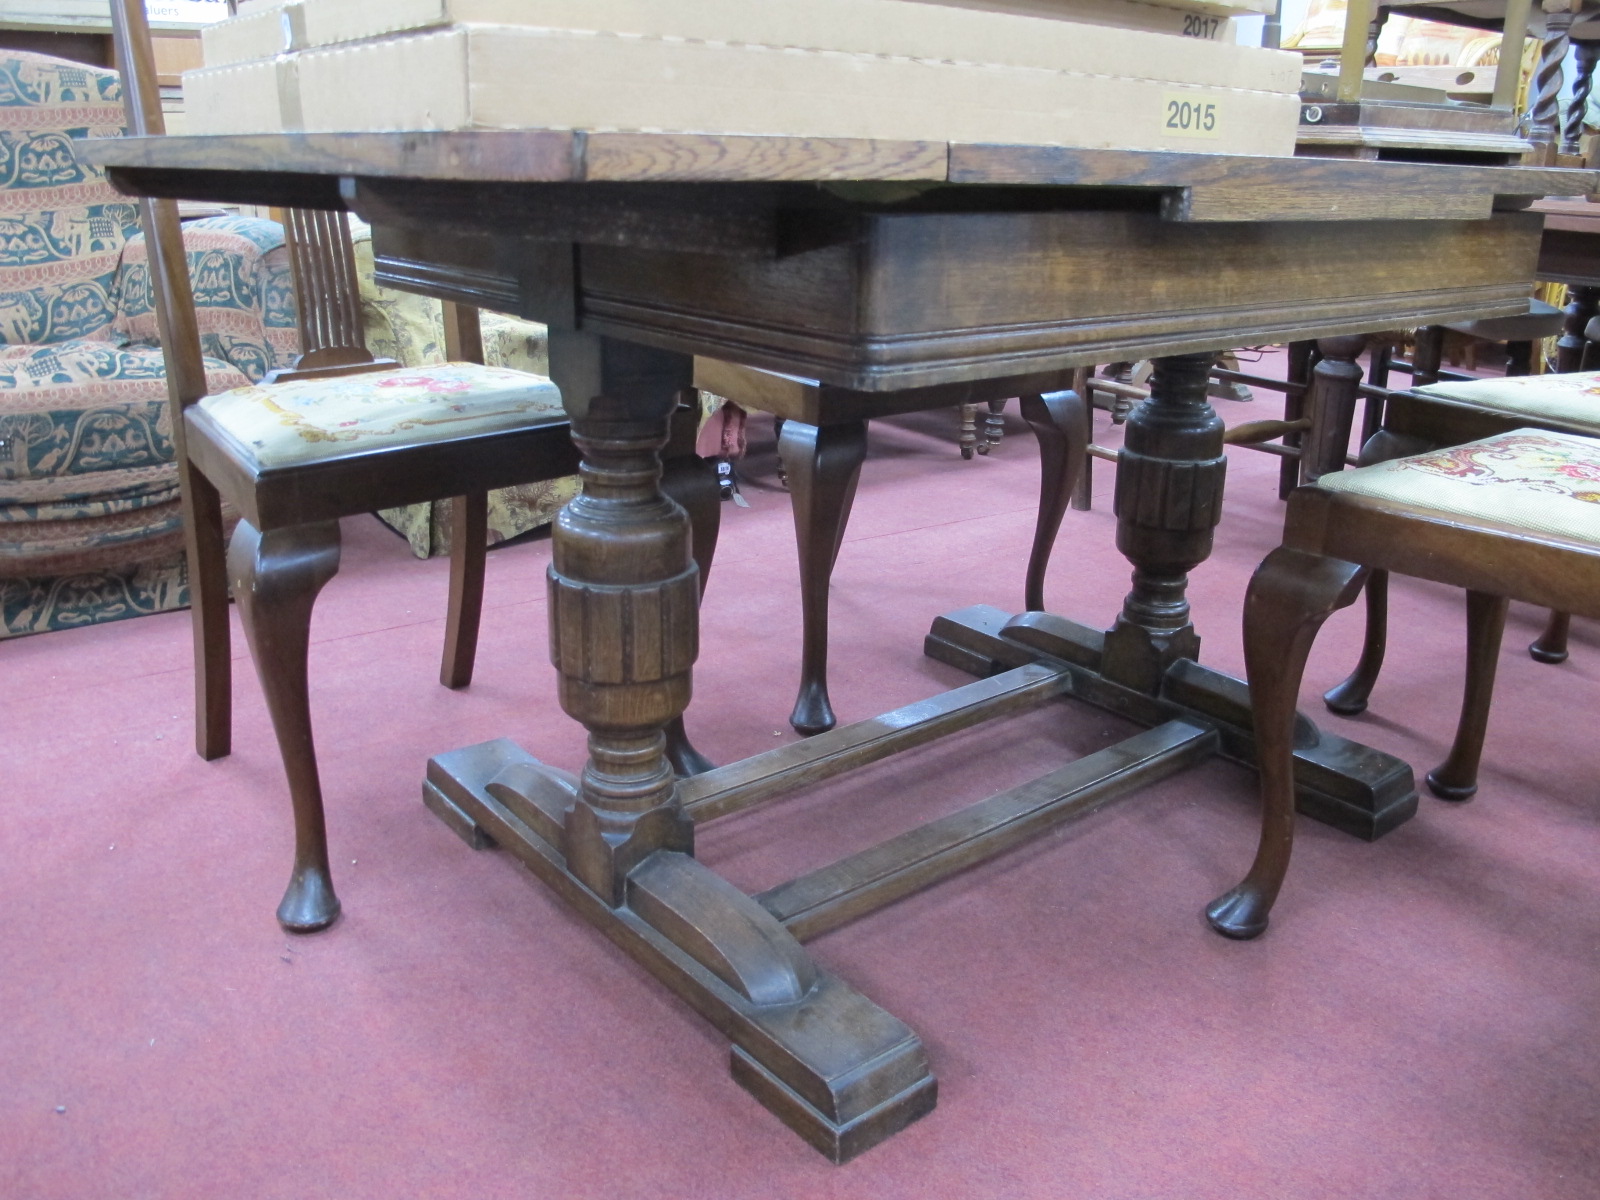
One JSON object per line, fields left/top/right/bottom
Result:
{"left": 1316, "top": 428, "right": 1600, "bottom": 544}
{"left": 1407, "top": 369, "right": 1600, "bottom": 433}
{"left": 195, "top": 362, "right": 564, "bottom": 472}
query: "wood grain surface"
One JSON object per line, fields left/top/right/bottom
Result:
{"left": 82, "top": 130, "right": 1600, "bottom": 224}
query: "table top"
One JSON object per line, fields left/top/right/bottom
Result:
{"left": 85, "top": 130, "right": 1595, "bottom": 390}
{"left": 84, "top": 130, "right": 1600, "bottom": 225}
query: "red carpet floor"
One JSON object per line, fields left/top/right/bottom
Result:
{"left": 5, "top": 361, "right": 1600, "bottom": 1198}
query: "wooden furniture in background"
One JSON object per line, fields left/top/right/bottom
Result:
{"left": 1210, "top": 426, "right": 1600, "bottom": 939}
{"left": 1295, "top": 0, "right": 1535, "bottom": 162}
{"left": 698, "top": 360, "right": 1087, "bottom": 734}
{"left": 958, "top": 397, "right": 1008, "bottom": 459}
{"left": 87, "top": 120, "right": 1600, "bottom": 1161}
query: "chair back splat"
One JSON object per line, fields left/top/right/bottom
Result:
{"left": 278, "top": 207, "right": 374, "bottom": 372}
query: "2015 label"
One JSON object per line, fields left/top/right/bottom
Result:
{"left": 1182, "top": 14, "right": 1224, "bottom": 39}
{"left": 1162, "top": 95, "right": 1221, "bottom": 138}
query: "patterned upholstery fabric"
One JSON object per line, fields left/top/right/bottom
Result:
{"left": 0, "top": 544, "right": 189, "bottom": 638}
{"left": 1411, "top": 370, "right": 1600, "bottom": 436}
{"left": 0, "top": 53, "right": 139, "bottom": 347}
{"left": 0, "top": 498, "right": 184, "bottom": 576}
{"left": 114, "top": 214, "right": 297, "bottom": 383}
{"left": 0, "top": 341, "right": 248, "bottom": 495}
{"left": 0, "top": 51, "right": 295, "bottom": 638}
{"left": 1317, "top": 428, "right": 1600, "bottom": 546}
{"left": 198, "top": 362, "right": 565, "bottom": 471}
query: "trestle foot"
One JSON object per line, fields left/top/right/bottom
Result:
{"left": 925, "top": 604, "right": 1416, "bottom": 841}
{"left": 424, "top": 739, "right": 937, "bottom": 1163}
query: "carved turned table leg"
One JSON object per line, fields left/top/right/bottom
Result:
{"left": 926, "top": 351, "right": 1415, "bottom": 840}
{"left": 542, "top": 334, "right": 700, "bottom": 902}
{"left": 424, "top": 332, "right": 934, "bottom": 1162}
{"left": 1101, "top": 353, "right": 1224, "bottom": 694}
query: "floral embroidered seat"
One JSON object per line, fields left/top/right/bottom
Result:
{"left": 1317, "top": 428, "right": 1600, "bottom": 546}
{"left": 345, "top": 219, "right": 580, "bottom": 556}
{"left": 0, "top": 50, "right": 296, "bottom": 637}
{"left": 197, "top": 361, "right": 564, "bottom": 472}
{"left": 1410, "top": 369, "right": 1600, "bottom": 436}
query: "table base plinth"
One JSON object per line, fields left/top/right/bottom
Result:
{"left": 925, "top": 605, "right": 1418, "bottom": 841}
{"left": 420, "top": 600, "right": 1416, "bottom": 1161}
{"left": 423, "top": 740, "right": 936, "bottom": 1164}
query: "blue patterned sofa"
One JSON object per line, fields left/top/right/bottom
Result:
{"left": 0, "top": 51, "right": 296, "bottom": 638}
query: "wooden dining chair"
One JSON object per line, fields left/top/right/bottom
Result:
{"left": 109, "top": 0, "right": 590, "bottom": 933}
{"left": 1319, "top": 367, "right": 1600, "bottom": 718}
{"left": 1207, "top": 427, "right": 1600, "bottom": 940}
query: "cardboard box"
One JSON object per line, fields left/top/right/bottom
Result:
{"left": 293, "top": 0, "right": 1254, "bottom": 50}
{"left": 923, "top": 0, "right": 1275, "bottom": 20}
{"left": 185, "top": 23, "right": 1297, "bottom": 156}
{"left": 282, "top": 0, "right": 1301, "bottom": 95}
{"left": 189, "top": 0, "right": 1301, "bottom": 154}
{"left": 187, "top": 56, "right": 301, "bottom": 132}
{"left": 201, "top": 1, "right": 306, "bottom": 67}
{"left": 291, "top": 0, "right": 1286, "bottom": 65}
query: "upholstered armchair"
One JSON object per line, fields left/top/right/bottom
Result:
{"left": 0, "top": 50, "right": 294, "bottom": 638}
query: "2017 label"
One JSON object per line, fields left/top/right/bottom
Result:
{"left": 1182, "top": 14, "right": 1224, "bottom": 39}
{"left": 1162, "top": 94, "right": 1221, "bottom": 138}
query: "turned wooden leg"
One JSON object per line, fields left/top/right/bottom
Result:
{"left": 1298, "top": 335, "right": 1367, "bottom": 487}
{"left": 1411, "top": 325, "right": 1445, "bottom": 387}
{"left": 182, "top": 464, "right": 232, "bottom": 761}
{"left": 1070, "top": 366, "right": 1094, "bottom": 512}
{"left": 661, "top": 444, "right": 722, "bottom": 776}
{"left": 1207, "top": 547, "right": 1368, "bottom": 939}
{"left": 439, "top": 490, "right": 488, "bottom": 689}
{"left": 1324, "top": 568, "right": 1388, "bottom": 716}
{"left": 978, "top": 397, "right": 1006, "bottom": 455}
{"left": 1020, "top": 388, "right": 1088, "bottom": 612}
{"left": 1570, "top": 289, "right": 1600, "bottom": 371}
{"left": 1361, "top": 341, "right": 1390, "bottom": 447}
{"left": 1100, "top": 353, "right": 1226, "bottom": 695}
{"left": 228, "top": 518, "right": 342, "bottom": 933}
{"left": 1427, "top": 590, "right": 1509, "bottom": 801}
{"left": 778, "top": 419, "right": 868, "bottom": 736}
{"left": 1279, "top": 341, "right": 1315, "bottom": 499}
{"left": 1530, "top": 610, "right": 1571, "bottom": 663}
{"left": 958, "top": 403, "right": 979, "bottom": 459}
{"left": 545, "top": 333, "right": 699, "bottom": 904}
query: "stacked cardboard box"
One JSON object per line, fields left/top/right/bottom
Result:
{"left": 188, "top": 0, "right": 1301, "bottom": 156}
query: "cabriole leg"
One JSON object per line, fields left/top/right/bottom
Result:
{"left": 661, "top": 440, "right": 722, "bottom": 776}
{"left": 228, "top": 518, "right": 342, "bottom": 932}
{"left": 1529, "top": 610, "right": 1571, "bottom": 664}
{"left": 1208, "top": 548, "right": 1368, "bottom": 939}
{"left": 1324, "top": 568, "right": 1388, "bottom": 716}
{"left": 778, "top": 419, "right": 868, "bottom": 736}
{"left": 1020, "top": 388, "right": 1088, "bottom": 612}
{"left": 1427, "top": 590, "right": 1509, "bottom": 801}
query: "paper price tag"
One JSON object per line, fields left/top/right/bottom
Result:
{"left": 1162, "top": 94, "right": 1223, "bottom": 139}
